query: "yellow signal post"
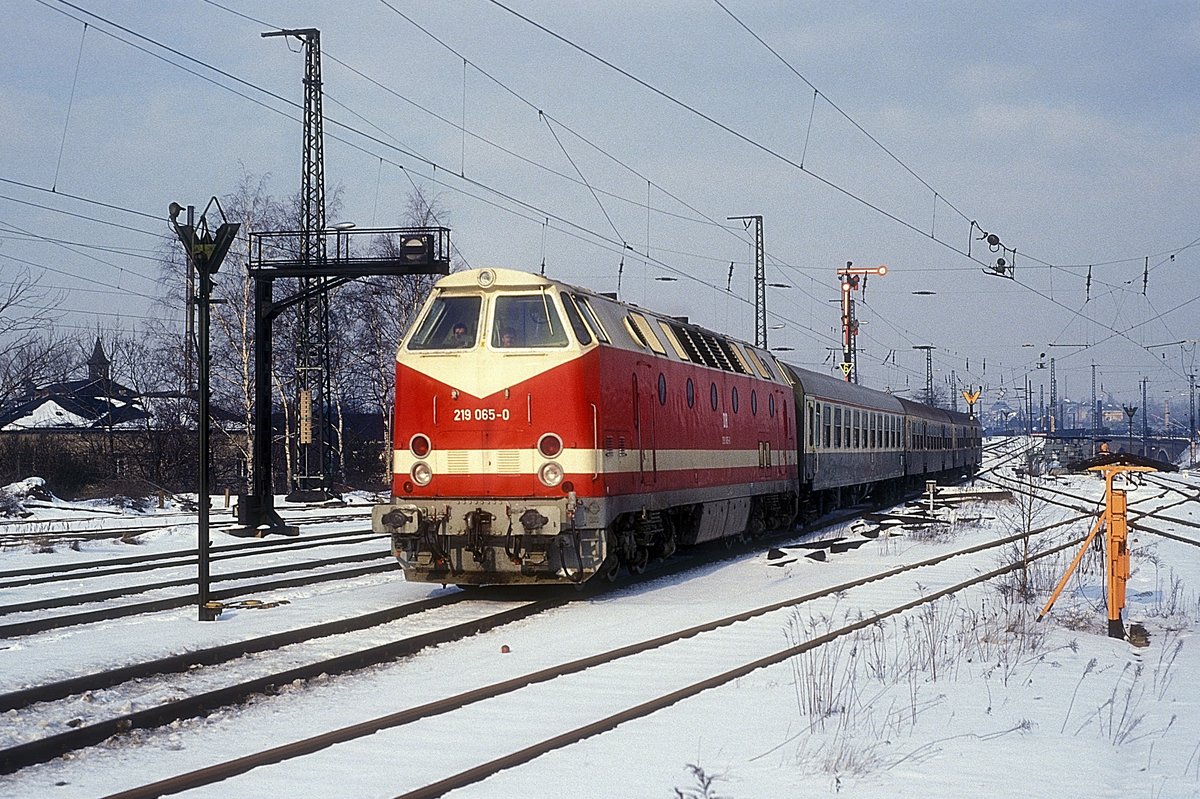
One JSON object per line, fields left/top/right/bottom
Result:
{"left": 961, "top": 387, "right": 981, "bottom": 419}
{"left": 1038, "top": 452, "right": 1159, "bottom": 639}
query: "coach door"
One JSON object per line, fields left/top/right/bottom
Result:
{"left": 633, "top": 364, "right": 657, "bottom": 485}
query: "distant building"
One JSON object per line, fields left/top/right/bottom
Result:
{"left": 0, "top": 338, "right": 242, "bottom": 495}
{"left": 0, "top": 339, "right": 150, "bottom": 432}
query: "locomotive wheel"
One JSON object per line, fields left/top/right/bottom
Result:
{"left": 628, "top": 546, "right": 650, "bottom": 575}
{"left": 600, "top": 555, "right": 621, "bottom": 582}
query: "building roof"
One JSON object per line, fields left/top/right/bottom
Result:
{"left": 0, "top": 378, "right": 150, "bottom": 431}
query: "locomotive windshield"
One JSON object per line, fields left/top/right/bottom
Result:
{"left": 408, "top": 294, "right": 482, "bottom": 350}
{"left": 491, "top": 293, "right": 569, "bottom": 348}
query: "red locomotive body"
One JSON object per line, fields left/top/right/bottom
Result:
{"left": 372, "top": 268, "right": 798, "bottom": 585}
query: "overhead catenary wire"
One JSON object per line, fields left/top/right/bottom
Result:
{"left": 33, "top": 0, "right": 774, "bottom": 321}
{"left": 23, "top": 0, "right": 1198, "bottom": 393}
{"left": 479, "top": 0, "right": 1198, "bottom": 369}
{"left": 52, "top": 20, "right": 88, "bottom": 193}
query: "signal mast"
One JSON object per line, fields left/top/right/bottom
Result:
{"left": 837, "top": 261, "right": 887, "bottom": 383}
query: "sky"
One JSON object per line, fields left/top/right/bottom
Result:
{"left": 2, "top": 1, "right": 1199, "bottom": 412}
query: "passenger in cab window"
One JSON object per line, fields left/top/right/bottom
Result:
{"left": 499, "top": 328, "right": 517, "bottom": 347}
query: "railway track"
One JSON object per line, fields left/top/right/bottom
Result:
{"left": 91, "top": 501, "right": 1090, "bottom": 798}
{"left": 0, "top": 527, "right": 385, "bottom": 588}
{"left": 0, "top": 469, "right": 995, "bottom": 781}
{"left": 0, "top": 508, "right": 373, "bottom": 550}
{"left": 0, "top": 593, "right": 568, "bottom": 775}
{"left": 0, "top": 552, "right": 395, "bottom": 639}
{"left": 0, "top": 522, "right": 393, "bottom": 639}
{"left": 979, "top": 464, "right": 1200, "bottom": 549}
{"left": 14, "top": 450, "right": 1173, "bottom": 792}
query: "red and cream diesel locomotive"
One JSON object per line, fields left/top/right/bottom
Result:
{"left": 371, "top": 267, "right": 981, "bottom": 585}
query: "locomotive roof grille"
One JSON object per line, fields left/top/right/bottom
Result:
{"left": 671, "top": 325, "right": 708, "bottom": 367}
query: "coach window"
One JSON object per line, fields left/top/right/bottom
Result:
{"left": 834, "top": 406, "right": 843, "bottom": 448}
{"left": 852, "top": 409, "right": 860, "bottom": 449}
{"left": 686, "top": 377, "right": 695, "bottom": 408}
{"left": 408, "top": 294, "right": 482, "bottom": 350}
{"left": 809, "top": 401, "right": 817, "bottom": 447}
{"left": 559, "top": 292, "right": 593, "bottom": 345}
{"left": 822, "top": 403, "right": 830, "bottom": 447}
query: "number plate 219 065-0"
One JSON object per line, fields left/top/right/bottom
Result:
{"left": 453, "top": 407, "right": 511, "bottom": 422}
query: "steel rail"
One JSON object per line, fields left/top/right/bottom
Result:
{"left": 0, "top": 523, "right": 376, "bottom": 579}
{"left": 0, "top": 550, "right": 390, "bottom": 616}
{"left": 0, "top": 560, "right": 397, "bottom": 639}
{"left": 0, "top": 597, "right": 565, "bottom": 776}
{"left": 0, "top": 532, "right": 385, "bottom": 589}
{"left": 0, "top": 592, "right": 467, "bottom": 712}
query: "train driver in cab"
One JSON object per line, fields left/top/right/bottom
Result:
{"left": 446, "top": 322, "right": 471, "bottom": 348}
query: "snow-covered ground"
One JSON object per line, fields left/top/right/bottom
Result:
{"left": 2, "top": 452, "right": 1199, "bottom": 798}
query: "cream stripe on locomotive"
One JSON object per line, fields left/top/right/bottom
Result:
{"left": 393, "top": 446, "right": 797, "bottom": 476}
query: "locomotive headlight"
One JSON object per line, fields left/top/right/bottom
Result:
{"left": 538, "top": 461, "right": 564, "bottom": 487}
{"left": 411, "top": 461, "right": 433, "bottom": 486}
{"left": 477, "top": 269, "right": 496, "bottom": 287}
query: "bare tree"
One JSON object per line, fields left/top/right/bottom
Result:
{"left": 0, "top": 326, "right": 84, "bottom": 404}
{"left": 334, "top": 183, "right": 459, "bottom": 483}
{"left": 0, "top": 267, "right": 61, "bottom": 339}
{"left": 0, "top": 268, "right": 66, "bottom": 400}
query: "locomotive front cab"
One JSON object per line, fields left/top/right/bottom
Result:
{"left": 372, "top": 268, "right": 611, "bottom": 585}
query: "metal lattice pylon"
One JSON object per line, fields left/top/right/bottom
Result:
{"left": 264, "top": 27, "right": 335, "bottom": 499}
